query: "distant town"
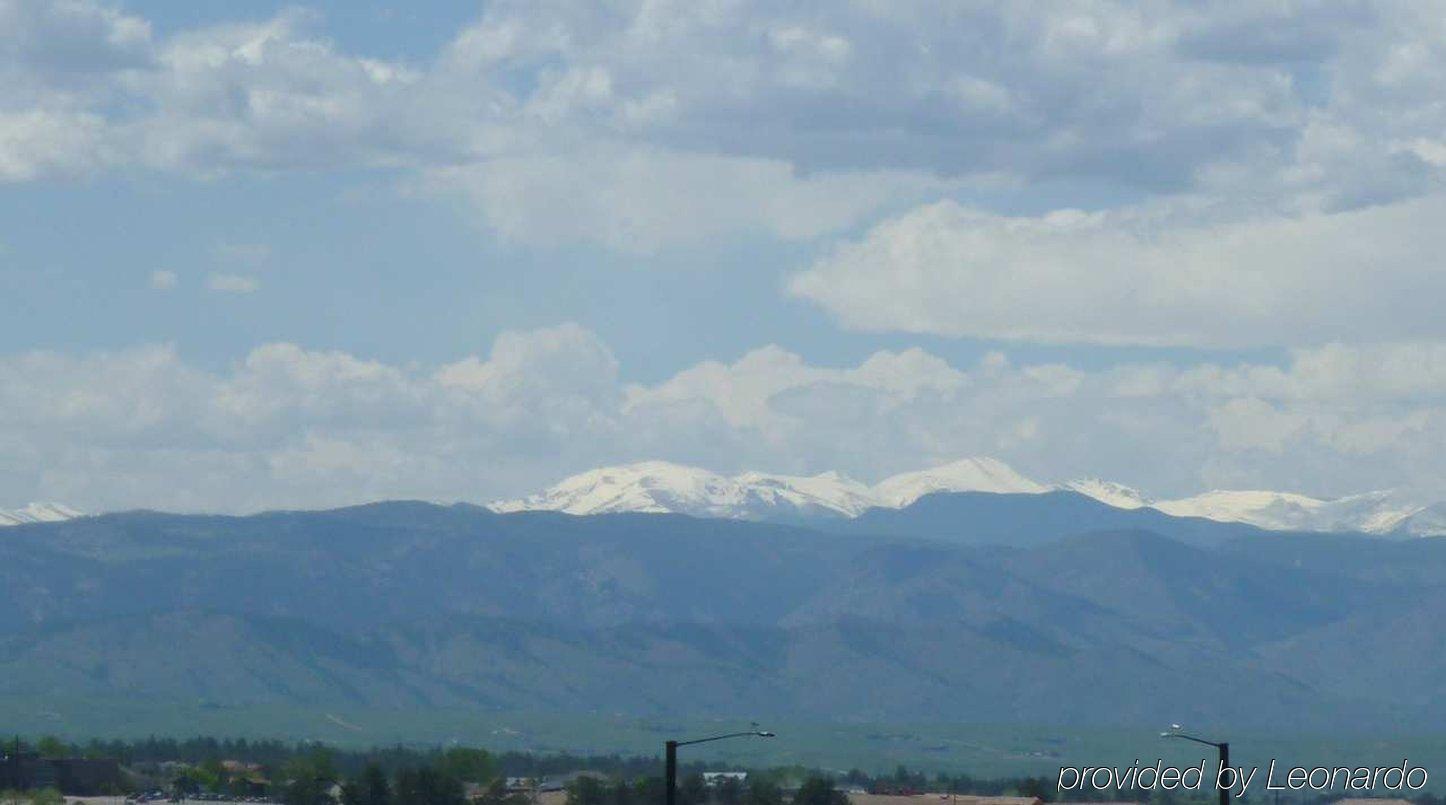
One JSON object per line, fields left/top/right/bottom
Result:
{"left": 1, "top": 736, "right": 1440, "bottom": 805}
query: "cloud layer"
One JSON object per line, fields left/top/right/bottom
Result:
{"left": 8, "top": 326, "right": 1446, "bottom": 512}
{"left": 9, "top": 1, "right": 1446, "bottom": 268}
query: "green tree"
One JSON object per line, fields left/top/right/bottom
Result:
{"left": 282, "top": 748, "right": 339, "bottom": 805}
{"left": 342, "top": 763, "right": 392, "bottom": 805}
{"left": 743, "top": 779, "right": 782, "bottom": 805}
{"left": 609, "top": 779, "right": 633, "bottom": 805}
{"left": 679, "top": 774, "right": 708, "bottom": 805}
{"left": 30, "top": 790, "right": 64, "bottom": 805}
{"left": 568, "top": 775, "right": 608, "bottom": 805}
{"left": 283, "top": 775, "right": 334, "bottom": 805}
{"left": 792, "top": 778, "right": 847, "bottom": 805}
{"left": 632, "top": 777, "right": 664, "bottom": 805}
{"left": 395, "top": 767, "right": 465, "bottom": 805}
{"left": 173, "top": 769, "right": 203, "bottom": 797}
{"left": 1018, "top": 778, "right": 1051, "bottom": 802}
{"left": 437, "top": 748, "right": 496, "bottom": 785}
{"left": 34, "top": 737, "right": 67, "bottom": 758}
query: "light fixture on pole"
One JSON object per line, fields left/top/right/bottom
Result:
{"left": 1161, "top": 724, "right": 1229, "bottom": 805}
{"left": 665, "top": 729, "right": 775, "bottom": 805}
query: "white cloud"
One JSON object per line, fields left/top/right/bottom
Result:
{"left": 8, "top": 0, "right": 1446, "bottom": 256}
{"left": 433, "top": 146, "right": 951, "bottom": 253}
{"left": 148, "top": 269, "right": 177, "bottom": 289}
{"left": 0, "top": 110, "right": 111, "bottom": 180}
{"left": 790, "top": 194, "right": 1446, "bottom": 348}
{"left": 9, "top": 330, "right": 1446, "bottom": 512}
{"left": 206, "top": 273, "right": 258, "bottom": 293}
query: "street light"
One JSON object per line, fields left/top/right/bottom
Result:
{"left": 665, "top": 729, "right": 775, "bottom": 805}
{"left": 1161, "top": 725, "right": 1228, "bottom": 805}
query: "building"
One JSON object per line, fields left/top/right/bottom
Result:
{"left": 704, "top": 772, "right": 749, "bottom": 787}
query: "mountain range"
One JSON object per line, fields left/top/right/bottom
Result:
{"left": 11, "top": 456, "right": 1443, "bottom": 537}
{"left": 6, "top": 456, "right": 1446, "bottom": 743}
{"left": 3, "top": 492, "right": 1446, "bottom": 740}
{"left": 491, "top": 457, "right": 1444, "bottom": 536}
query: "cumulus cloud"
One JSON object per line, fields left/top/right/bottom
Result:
{"left": 8, "top": 328, "right": 1446, "bottom": 512}
{"left": 790, "top": 194, "right": 1446, "bottom": 347}
{"left": 8, "top": 0, "right": 1446, "bottom": 256}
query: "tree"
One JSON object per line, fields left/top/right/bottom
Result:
{"left": 1018, "top": 778, "right": 1051, "bottom": 802}
{"left": 438, "top": 749, "right": 496, "bottom": 785}
{"left": 744, "top": 778, "right": 782, "bottom": 805}
{"left": 632, "top": 776, "right": 664, "bottom": 805}
{"left": 34, "top": 737, "right": 67, "bottom": 758}
{"left": 30, "top": 790, "right": 64, "bottom": 805}
{"left": 679, "top": 774, "right": 708, "bottom": 805}
{"left": 283, "top": 775, "right": 334, "bottom": 805}
{"left": 792, "top": 778, "right": 847, "bottom": 805}
{"left": 342, "top": 763, "right": 392, "bottom": 805}
{"left": 568, "top": 775, "right": 607, "bottom": 805}
{"left": 395, "top": 767, "right": 465, "bottom": 805}
{"left": 609, "top": 779, "right": 633, "bottom": 805}
{"left": 282, "top": 748, "right": 339, "bottom": 805}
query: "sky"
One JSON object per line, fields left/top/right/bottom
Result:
{"left": 6, "top": 0, "right": 1446, "bottom": 513}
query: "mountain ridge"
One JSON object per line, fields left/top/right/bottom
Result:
{"left": 10, "top": 457, "right": 1439, "bottom": 537}
{"left": 489, "top": 458, "right": 1438, "bottom": 536}
{"left": 1, "top": 502, "right": 1441, "bottom": 731}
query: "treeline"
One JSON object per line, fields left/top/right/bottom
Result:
{"left": 2, "top": 735, "right": 1154, "bottom": 805}
{"left": 841, "top": 765, "right": 1056, "bottom": 798}
{"left": 2, "top": 736, "right": 662, "bottom": 781}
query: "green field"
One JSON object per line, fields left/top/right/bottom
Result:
{"left": 5, "top": 697, "right": 1446, "bottom": 785}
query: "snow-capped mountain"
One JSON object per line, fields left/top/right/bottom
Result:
{"left": 491, "top": 457, "right": 1046, "bottom": 520}
{"left": 489, "top": 461, "right": 878, "bottom": 520}
{"left": 872, "top": 457, "right": 1048, "bottom": 507}
{"left": 0, "top": 502, "right": 83, "bottom": 527}
{"left": 492, "top": 458, "right": 1446, "bottom": 536}
{"left": 1151, "top": 489, "right": 1421, "bottom": 535}
{"left": 1062, "top": 478, "right": 1152, "bottom": 510}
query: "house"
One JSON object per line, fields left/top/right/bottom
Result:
{"left": 704, "top": 772, "right": 748, "bottom": 787}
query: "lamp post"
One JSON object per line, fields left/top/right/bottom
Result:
{"left": 665, "top": 730, "right": 775, "bottom": 805}
{"left": 1161, "top": 725, "right": 1228, "bottom": 805}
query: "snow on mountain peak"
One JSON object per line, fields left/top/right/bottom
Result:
{"left": 872, "top": 457, "right": 1050, "bottom": 507}
{"left": 489, "top": 458, "right": 1446, "bottom": 537}
{"left": 1063, "top": 478, "right": 1152, "bottom": 509}
{"left": 1151, "top": 488, "right": 1420, "bottom": 534}
{"left": 0, "top": 502, "right": 84, "bottom": 527}
{"left": 490, "top": 461, "right": 877, "bottom": 519}
{"left": 493, "top": 456, "right": 1054, "bottom": 520}
{"left": 491, "top": 457, "right": 1049, "bottom": 519}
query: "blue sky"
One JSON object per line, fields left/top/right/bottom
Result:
{"left": 5, "top": 1, "right": 1446, "bottom": 512}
